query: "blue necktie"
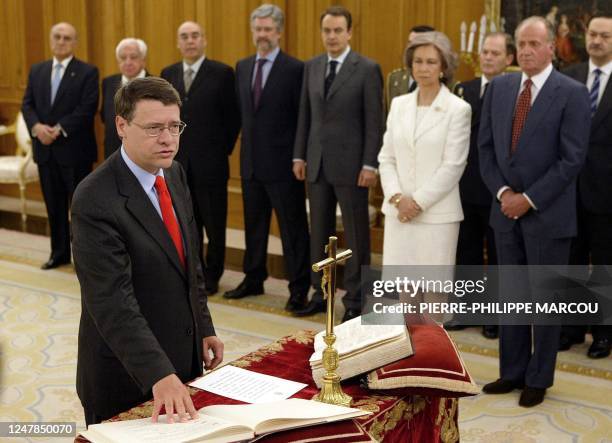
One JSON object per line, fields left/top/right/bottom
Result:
{"left": 590, "top": 68, "right": 602, "bottom": 116}
{"left": 51, "top": 64, "right": 63, "bottom": 105}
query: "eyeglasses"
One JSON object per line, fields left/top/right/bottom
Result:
{"left": 130, "top": 121, "right": 187, "bottom": 137}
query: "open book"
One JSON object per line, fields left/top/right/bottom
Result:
{"left": 80, "top": 398, "right": 370, "bottom": 443}
{"left": 310, "top": 314, "right": 414, "bottom": 388}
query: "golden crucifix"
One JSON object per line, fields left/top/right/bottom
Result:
{"left": 312, "top": 236, "right": 352, "bottom": 407}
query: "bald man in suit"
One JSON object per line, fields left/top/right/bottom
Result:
{"left": 22, "top": 22, "right": 98, "bottom": 270}
{"left": 161, "top": 21, "right": 241, "bottom": 295}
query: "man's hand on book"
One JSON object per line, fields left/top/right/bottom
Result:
{"left": 151, "top": 374, "right": 198, "bottom": 423}
{"left": 203, "top": 335, "right": 224, "bottom": 370}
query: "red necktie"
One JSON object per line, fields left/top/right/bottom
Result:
{"left": 154, "top": 176, "right": 185, "bottom": 268}
{"left": 511, "top": 78, "right": 532, "bottom": 154}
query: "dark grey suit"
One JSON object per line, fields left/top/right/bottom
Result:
{"left": 72, "top": 151, "right": 215, "bottom": 420}
{"left": 294, "top": 50, "right": 383, "bottom": 309}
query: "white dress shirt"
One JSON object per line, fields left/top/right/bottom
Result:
{"left": 51, "top": 56, "right": 73, "bottom": 84}
{"left": 183, "top": 56, "right": 205, "bottom": 77}
{"left": 121, "top": 69, "right": 146, "bottom": 86}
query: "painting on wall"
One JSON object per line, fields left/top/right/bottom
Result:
{"left": 501, "top": 0, "right": 612, "bottom": 69}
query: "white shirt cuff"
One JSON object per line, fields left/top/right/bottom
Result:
{"left": 523, "top": 193, "right": 537, "bottom": 210}
{"left": 496, "top": 186, "right": 510, "bottom": 201}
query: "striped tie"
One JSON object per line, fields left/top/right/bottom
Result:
{"left": 590, "top": 68, "right": 602, "bottom": 116}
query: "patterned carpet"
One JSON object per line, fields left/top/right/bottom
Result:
{"left": 0, "top": 228, "right": 610, "bottom": 442}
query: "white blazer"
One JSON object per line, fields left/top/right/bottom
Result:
{"left": 378, "top": 84, "right": 471, "bottom": 224}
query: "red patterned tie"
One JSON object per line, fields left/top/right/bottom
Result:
{"left": 511, "top": 78, "right": 532, "bottom": 154}
{"left": 154, "top": 176, "right": 186, "bottom": 268}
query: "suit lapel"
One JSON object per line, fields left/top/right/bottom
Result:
{"left": 41, "top": 61, "right": 53, "bottom": 111}
{"left": 402, "top": 92, "right": 418, "bottom": 148}
{"left": 315, "top": 55, "right": 327, "bottom": 101}
{"left": 257, "top": 51, "right": 286, "bottom": 109}
{"left": 241, "top": 56, "right": 256, "bottom": 113}
{"left": 164, "top": 168, "right": 192, "bottom": 275}
{"left": 187, "top": 59, "right": 207, "bottom": 95}
{"left": 592, "top": 70, "right": 612, "bottom": 129}
{"left": 52, "top": 58, "right": 77, "bottom": 109}
{"left": 175, "top": 64, "right": 186, "bottom": 97}
{"left": 327, "top": 51, "right": 358, "bottom": 100}
{"left": 415, "top": 85, "right": 449, "bottom": 142}
{"left": 515, "top": 70, "right": 560, "bottom": 154}
{"left": 499, "top": 74, "right": 521, "bottom": 156}
{"left": 114, "top": 155, "right": 187, "bottom": 279}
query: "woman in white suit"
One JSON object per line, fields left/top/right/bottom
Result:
{"left": 379, "top": 32, "right": 471, "bottom": 268}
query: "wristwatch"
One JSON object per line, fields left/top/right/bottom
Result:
{"left": 389, "top": 193, "right": 402, "bottom": 208}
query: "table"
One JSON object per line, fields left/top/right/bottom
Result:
{"left": 77, "top": 330, "right": 459, "bottom": 442}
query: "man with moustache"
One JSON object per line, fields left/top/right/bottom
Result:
{"left": 445, "top": 32, "right": 515, "bottom": 339}
{"left": 72, "top": 77, "right": 223, "bottom": 425}
{"left": 225, "top": 4, "right": 310, "bottom": 312}
{"left": 162, "top": 22, "right": 240, "bottom": 295}
{"left": 101, "top": 38, "right": 149, "bottom": 159}
{"left": 479, "top": 16, "right": 590, "bottom": 406}
{"left": 561, "top": 13, "right": 612, "bottom": 359}
{"left": 293, "top": 5, "right": 384, "bottom": 321}
{"left": 21, "top": 22, "right": 99, "bottom": 270}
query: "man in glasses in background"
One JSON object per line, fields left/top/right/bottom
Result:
{"left": 72, "top": 77, "right": 224, "bottom": 425}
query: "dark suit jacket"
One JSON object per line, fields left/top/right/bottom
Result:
{"left": 71, "top": 151, "right": 216, "bottom": 418}
{"left": 454, "top": 78, "right": 492, "bottom": 206}
{"left": 101, "top": 72, "right": 150, "bottom": 159}
{"left": 235, "top": 51, "right": 303, "bottom": 182}
{"left": 478, "top": 69, "right": 591, "bottom": 239}
{"left": 161, "top": 59, "right": 240, "bottom": 182}
{"left": 563, "top": 62, "right": 612, "bottom": 214}
{"left": 22, "top": 57, "right": 99, "bottom": 167}
{"left": 293, "top": 50, "right": 384, "bottom": 186}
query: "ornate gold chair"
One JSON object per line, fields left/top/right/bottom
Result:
{"left": 0, "top": 112, "right": 39, "bottom": 231}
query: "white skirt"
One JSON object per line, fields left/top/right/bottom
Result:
{"left": 382, "top": 215, "right": 459, "bottom": 266}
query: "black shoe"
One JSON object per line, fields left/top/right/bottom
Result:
{"left": 482, "top": 325, "right": 499, "bottom": 339}
{"left": 203, "top": 283, "right": 219, "bottom": 296}
{"left": 482, "top": 378, "right": 524, "bottom": 394}
{"left": 558, "top": 334, "right": 585, "bottom": 351}
{"left": 519, "top": 386, "right": 546, "bottom": 407}
{"left": 285, "top": 293, "right": 307, "bottom": 313}
{"left": 41, "top": 257, "right": 70, "bottom": 270}
{"left": 223, "top": 280, "right": 264, "bottom": 299}
{"left": 341, "top": 308, "right": 361, "bottom": 323}
{"left": 443, "top": 319, "right": 469, "bottom": 331}
{"left": 587, "top": 338, "right": 611, "bottom": 359}
{"left": 293, "top": 299, "right": 326, "bottom": 317}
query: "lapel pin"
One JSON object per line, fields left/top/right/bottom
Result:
{"left": 70, "top": 72, "right": 75, "bottom": 77}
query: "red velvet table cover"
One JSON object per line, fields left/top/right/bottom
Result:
{"left": 77, "top": 330, "right": 459, "bottom": 442}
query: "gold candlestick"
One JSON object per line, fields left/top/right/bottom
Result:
{"left": 312, "top": 236, "right": 353, "bottom": 407}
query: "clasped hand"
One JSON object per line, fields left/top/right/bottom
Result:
{"left": 33, "top": 123, "right": 60, "bottom": 145}
{"left": 500, "top": 189, "right": 531, "bottom": 220}
{"left": 397, "top": 196, "right": 421, "bottom": 222}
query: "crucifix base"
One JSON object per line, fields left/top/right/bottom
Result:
{"left": 313, "top": 333, "right": 352, "bottom": 407}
